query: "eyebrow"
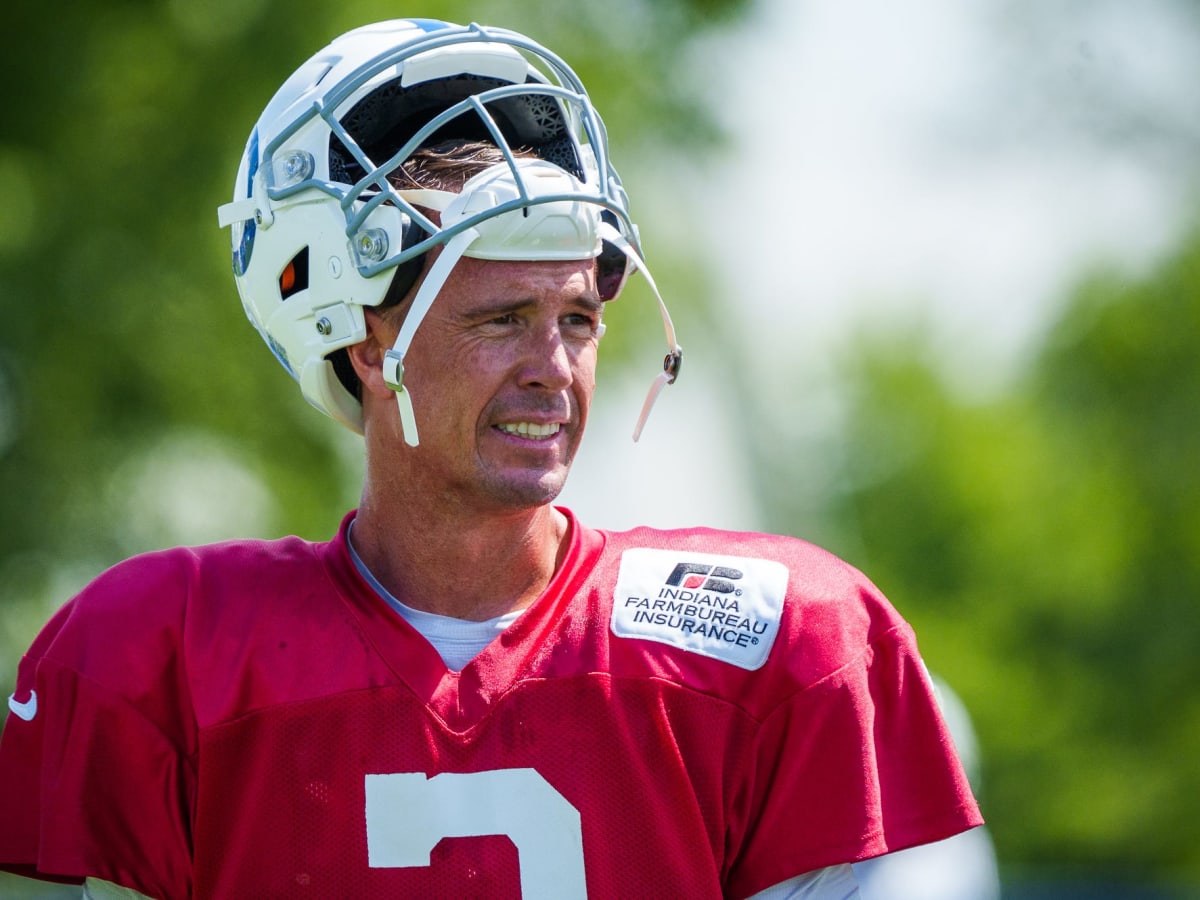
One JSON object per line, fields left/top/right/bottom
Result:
{"left": 463, "top": 292, "right": 604, "bottom": 319}
{"left": 572, "top": 294, "right": 604, "bottom": 315}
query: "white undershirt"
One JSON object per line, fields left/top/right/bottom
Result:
{"left": 347, "top": 528, "right": 521, "bottom": 670}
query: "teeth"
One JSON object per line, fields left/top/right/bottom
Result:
{"left": 498, "top": 422, "right": 561, "bottom": 438}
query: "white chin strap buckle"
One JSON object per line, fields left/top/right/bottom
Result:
{"left": 632, "top": 346, "right": 682, "bottom": 442}
{"left": 381, "top": 349, "right": 420, "bottom": 446}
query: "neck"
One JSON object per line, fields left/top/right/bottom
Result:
{"left": 351, "top": 489, "right": 569, "bottom": 622}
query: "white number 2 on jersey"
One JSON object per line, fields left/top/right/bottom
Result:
{"left": 365, "top": 768, "right": 587, "bottom": 898}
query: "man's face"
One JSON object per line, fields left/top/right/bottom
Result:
{"left": 392, "top": 255, "right": 602, "bottom": 512}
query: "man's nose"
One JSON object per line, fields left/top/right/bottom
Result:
{"left": 517, "top": 325, "right": 574, "bottom": 390}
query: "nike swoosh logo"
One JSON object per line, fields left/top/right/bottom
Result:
{"left": 7, "top": 690, "right": 37, "bottom": 722}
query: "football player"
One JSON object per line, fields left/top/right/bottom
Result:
{"left": 0, "top": 19, "right": 983, "bottom": 898}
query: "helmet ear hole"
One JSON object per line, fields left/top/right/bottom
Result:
{"left": 328, "top": 348, "right": 362, "bottom": 401}
{"left": 280, "top": 247, "right": 310, "bottom": 300}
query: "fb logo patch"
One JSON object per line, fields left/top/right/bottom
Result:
{"left": 612, "top": 548, "right": 788, "bottom": 670}
{"left": 665, "top": 562, "right": 743, "bottom": 593}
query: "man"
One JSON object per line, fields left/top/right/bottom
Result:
{"left": 0, "top": 19, "right": 983, "bottom": 899}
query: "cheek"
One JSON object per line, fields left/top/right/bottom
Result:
{"left": 572, "top": 350, "right": 599, "bottom": 408}
{"left": 406, "top": 339, "right": 497, "bottom": 404}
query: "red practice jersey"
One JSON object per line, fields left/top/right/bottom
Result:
{"left": 0, "top": 509, "right": 982, "bottom": 899}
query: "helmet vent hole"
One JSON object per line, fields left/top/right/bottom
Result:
{"left": 525, "top": 95, "right": 561, "bottom": 139}
{"left": 280, "top": 247, "right": 310, "bottom": 300}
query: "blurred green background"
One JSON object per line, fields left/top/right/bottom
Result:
{"left": 1, "top": 0, "right": 1198, "bottom": 897}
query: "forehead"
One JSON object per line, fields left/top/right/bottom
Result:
{"left": 440, "top": 256, "right": 598, "bottom": 307}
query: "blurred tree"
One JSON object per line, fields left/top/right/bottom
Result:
{"left": 767, "top": 225, "right": 1200, "bottom": 885}
{"left": 0, "top": 0, "right": 749, "bottom": 689}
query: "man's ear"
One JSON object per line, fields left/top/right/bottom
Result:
{"left": 346, "top": 309, "right": 399, "bottom": 400}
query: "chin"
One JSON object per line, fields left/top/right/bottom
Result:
{"left": 483, "top": 470, "right": 569, "bottom": 510}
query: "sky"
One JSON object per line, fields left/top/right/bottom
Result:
{"left": 559, "top": 0, "right": 1200, "bottom": 532}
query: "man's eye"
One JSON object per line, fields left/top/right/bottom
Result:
{"left": 564, "top": 313, "right": 599, "bottom": 331}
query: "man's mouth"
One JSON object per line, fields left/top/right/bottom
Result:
{"left": 495, "top": 422, "right": 562, "bottom": 439}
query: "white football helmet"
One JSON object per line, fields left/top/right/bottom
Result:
{"left": 218, "top": 18, "right": 681, "bottom": 443}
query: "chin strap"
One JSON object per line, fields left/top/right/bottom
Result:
{"left": 598, "top": 222, "right": 683, "bottom": 441}
{"left": 381, "top": 226, "right": 480, "bottom": 446}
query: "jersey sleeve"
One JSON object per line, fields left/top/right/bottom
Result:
{"left": 723, "top": 619, "right": 983, "bottom": 899}
{"left": 0, "top": 559, "right": 198, "bottom": 899}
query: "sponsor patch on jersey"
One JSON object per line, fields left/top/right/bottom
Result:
{"left": 611, "top": 548, "right": 788, "bottom": 670}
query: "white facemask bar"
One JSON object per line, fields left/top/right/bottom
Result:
{"left": 380, "top": 184, "right": 682, "bottom": 447}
